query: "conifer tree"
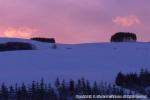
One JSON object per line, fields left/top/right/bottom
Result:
{"left": 69, "top": 79, "right": 75, "bottom": 96}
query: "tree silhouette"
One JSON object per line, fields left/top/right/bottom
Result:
{"left": 0, "top": 78, "right": 136, "bottom": 100}
{"left": 111, "top": 32, "right": 137, "bottom": 42}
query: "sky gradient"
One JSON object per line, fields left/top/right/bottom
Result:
{"left": 0, "top": 0, "right": 150, "bottom": 43}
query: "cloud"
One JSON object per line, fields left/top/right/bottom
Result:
{"left": 112, "top": 15, "right": 141, "bottom": 27}
{"left": 3, "top": 27, "right": 36, "bottom": 38}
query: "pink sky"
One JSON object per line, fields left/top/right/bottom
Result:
{"left": 0, "top": 0, "right": 150, "bottom": 43}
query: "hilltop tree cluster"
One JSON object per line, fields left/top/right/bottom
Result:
{"left": 31, "top": 37, "right": 56, "bottom": 43}
{"left": 31, "top": 37, "right": 57, "bottom": 49}
{"left": 111, "top": 32, "right": 137, "bottom": 42}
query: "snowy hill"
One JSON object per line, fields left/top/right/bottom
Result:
{"left": 0, "top": 38, "right": 150, "bottom": 85}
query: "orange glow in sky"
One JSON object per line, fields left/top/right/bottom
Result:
{"left": 3, "top": 27, "right": 35, "bottom": 38}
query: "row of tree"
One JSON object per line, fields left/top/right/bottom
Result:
{"left": 0, "top": 78, "right": 134, "bottom": 100}
{"left": 0, "top": 42, "right": 34, "bottom": 51}
{"left": 31, "top": 37, "right": 56, "bottom": 43}
{"left": 116, "top": 69, "right": 150, "bottom": 88}
{"left": 115, "top": 69, "right": 150, "bottom": 97}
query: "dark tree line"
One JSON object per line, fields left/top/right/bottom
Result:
{"left": 111, "top": 32, "right": 137, "bottom": 42}
{"left": 0, "top": 78, "right": 135, "bottom": 100}
{"left": 0, "top": 42, "right": 34, "bottom": 52}
{"left": 31, "top": 37, "right": 56, "bottom": 43}
{"left": 115, "top": 69, "right": 150, "bottom": 97}
{"left": 116, "top": 69, "right": 150, "bottom": 88}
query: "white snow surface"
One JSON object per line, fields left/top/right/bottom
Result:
{"left": 0, "top": 38, "right": 150, "bottom": 85}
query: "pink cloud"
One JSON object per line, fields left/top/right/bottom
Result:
{"left": 112, "top": 15, "right": 141, "bottom": 27}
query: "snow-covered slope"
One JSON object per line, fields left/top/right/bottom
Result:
{"left": 0, "top": 38, "right": 150, "bottom": 85}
